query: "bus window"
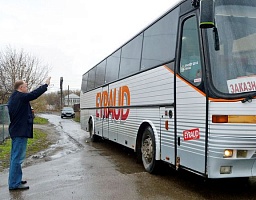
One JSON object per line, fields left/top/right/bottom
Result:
{"left": 95, "top": 60, "right": 106, "bottom": 87}
{"left": 87, "top": 67, "right": 96, "bottom": 91}
{"left": 81, "top": 73, "right": 88, "bottom": 92}
{"left": 208, "top": 1, "right": 256, "bottom": 95}
{"left": 141, "top": 8, "right": 179, "bottom": 70}
{"left": 105, "top": 50, "right": 121, "bottom": 84}
{"left": 179, "top": 16, "right": 202, "bottom": 85}
{"left": 119, "top": 34, "right": 143, "bottom": 79}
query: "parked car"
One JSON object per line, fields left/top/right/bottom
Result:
{"left": 61, "top": 107, "right": 75, "bottom": 118}
{"left": 31, "top": 107, "right": 35, "bottom": 119}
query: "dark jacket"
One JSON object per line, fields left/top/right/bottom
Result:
{"left": 8, "top": 84, "right": 48, "bottom": 138}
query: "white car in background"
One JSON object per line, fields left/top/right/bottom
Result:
{"left": 61, "top": 107, "right": 75, "bottom": 118}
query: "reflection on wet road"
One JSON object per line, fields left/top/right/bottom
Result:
{"left": 38, "top": 114, "right": 87, "bottom": 160}
{"left": 86, "top": 137, "right": 256, "bottom": 200}
{"left": 31, "top": 114, "right": 256, "bottom": 199}
{"left": 1, "top": 114, "right": 256, "bottom": 199}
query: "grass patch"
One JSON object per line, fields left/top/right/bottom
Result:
{"left": 33, "top": 116, "right": 48, "bottom": 124}
{"left": 74, "top": 115, "right": 80, "bottom": 123}
{"left": 74, "top": 112, "right": 80, "bottom": 123}
{"left": 27, "top": 129, "right": 50, "bottom": 156}
{"left": 0, "top": 128, "right": 51, "bottom": 172}
{"left": 0, "top": 139, "right": 11, "bottom": 171}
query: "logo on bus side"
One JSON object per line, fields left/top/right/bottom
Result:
{"left": 183, "top": 128, "right": 200, "bottom": 141}
{"left": 96, "top": 85, "right": 130, "bottom": 120}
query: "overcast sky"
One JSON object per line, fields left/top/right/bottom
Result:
{"left": 0, "top": 0, "right": 180, "bottom": 92}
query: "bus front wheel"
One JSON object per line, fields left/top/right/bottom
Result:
{"left": 141, "top": 126, "right": 159, "bottom": 173}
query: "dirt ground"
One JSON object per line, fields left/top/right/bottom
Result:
{"left": 22, "top": 123, "right": 61, "bottom": 168}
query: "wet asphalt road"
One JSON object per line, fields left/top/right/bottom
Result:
{"left": 1, "top": 114, "right": 256, "bottom": 200}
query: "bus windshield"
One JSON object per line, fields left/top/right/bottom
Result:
{"left": 207, "top": 0, "right": 256, "bottom": 95}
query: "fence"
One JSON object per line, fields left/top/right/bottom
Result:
{"left": 0, "top": 104, "right": 10, "bottom": 144}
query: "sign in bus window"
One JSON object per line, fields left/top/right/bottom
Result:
{"left": 227, "top": 76, "right": 256, "bottom": 94}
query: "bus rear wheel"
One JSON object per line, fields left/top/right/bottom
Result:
{"left": 141, "top": 126, "right": 159, "bottom": 173}
{"left": 88, "top": 118, "right": 98, "bottom": 142}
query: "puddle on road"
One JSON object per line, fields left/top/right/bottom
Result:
{"left": 28, "top": 114, "right": 144, "bottom": 175}
{"left": 86, "top": 138, "right": 145, "bottom": 175}
{"left": 21, "top": 114, "right": 256, "bottom": 200}
{"left": 24, "top": 115, "right": 88, "bottom": 167}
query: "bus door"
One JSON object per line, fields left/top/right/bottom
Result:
{"left": 160, "top": 106, "right": 175, "bottom": 165}
{"left": 102, "top": 85, "right": 109, "bottom": 139}
{"left": 175, "top": 15, "right": 207, "bottom": 173}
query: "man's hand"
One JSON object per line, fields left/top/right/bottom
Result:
{"left": 45, "top": 77, "right": 51, "bottom": 85}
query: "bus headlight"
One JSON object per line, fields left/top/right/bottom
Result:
{"left": 224, "top": 149, "right": 233, "bottom": 158}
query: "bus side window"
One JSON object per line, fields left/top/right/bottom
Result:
{"left": 179, "top": 16, "right": 202, "bottom": 85}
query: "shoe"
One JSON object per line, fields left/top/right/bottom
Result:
{"left": 9, "top": 184, "right": 29, "bottom": 191}
{"left": 21, "top": 181, "right": 27, "bottom": 184}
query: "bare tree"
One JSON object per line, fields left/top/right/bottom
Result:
{"left": 44, "top": 92, "right": 61, "bottom": 110}
{"left": 43, "top": 90, "right": 80, "bottom": 111}
{"left": 0, "top": 46, "right": 50, "bottom": 103}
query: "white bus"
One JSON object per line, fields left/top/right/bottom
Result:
{"left": 80, "top": 0, "right": 256, "bottom": 179}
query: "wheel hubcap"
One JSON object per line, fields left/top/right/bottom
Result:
{"left": 142, "top": 135, "right": 153, "bottom": 163}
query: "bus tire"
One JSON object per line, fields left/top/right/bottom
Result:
{"left": 88, "top": 118, "right": 98, "bottom": 142}
{"left": 141, "top": 126, "right": 159, "bottom": 174}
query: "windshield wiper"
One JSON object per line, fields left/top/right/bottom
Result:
{"left": 213, "top": 27, "right": 220, "bottom": 51}
{"left": 241, "top": 93, "right": 256, "bottom": 103}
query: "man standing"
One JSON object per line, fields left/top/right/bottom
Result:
{"left": 8, "top": 77, "right": 51, "bottom": 190}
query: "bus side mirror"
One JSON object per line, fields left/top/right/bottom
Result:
{"left": 200, "top": 0, "right": 215, "bottom": 28}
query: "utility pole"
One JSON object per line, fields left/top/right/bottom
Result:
{"left": 60, "top": 77, "right": 63, "bottom": 108}
{"left": 68, "top": 85, "right": 69, "bottom": 106}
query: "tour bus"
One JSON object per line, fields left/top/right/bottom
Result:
{"left": 80, "top": 0, "right": 256, "bottom": 179}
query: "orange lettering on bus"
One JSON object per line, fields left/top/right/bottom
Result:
{"left": 120, "top": 85, "right": 130, "bottom": 120}
{"left": 108, "top": 89, "right": 114, "bottom": 119}
{"left": 103, "top": 90, "right": 108, "bottom": 118}
{"left": 109, "top": 88, "right": 121, "bottom": 120}
{"left": 95, "top": 86, "right": 130, "bottom": 121}
{"left": 96, "top": 92, "right": 101, "bottom": 117}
